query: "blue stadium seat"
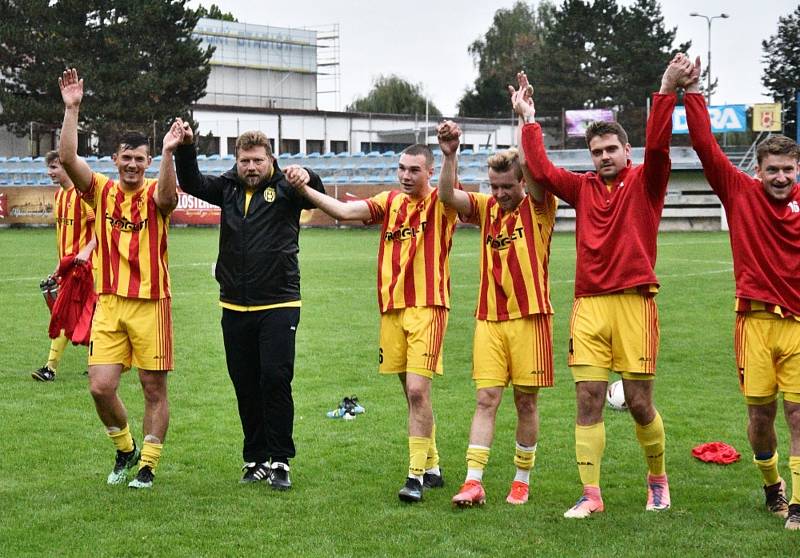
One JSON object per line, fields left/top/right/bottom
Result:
{"left": 367, "top": 174, "right": 383, "bottom": 183}
{"left": 460, "top": 149, "right": 474, "bottom": 155}
{"left": 351, "top": 176, "right": 367, "bottom": 183}
{"left": 222, "top": 154, "right": 234, "bottom": 161}
{"left": 335, "top": 151, "right": 350, "bottom": 158}
{"left": 86, "top": 155, "right": 98, "bottom": 162}
{"left": 351, "top": 151, "right": 365, "bottom": 158}
{"left": 383, "top": 151, "right": 396, "bottom": 157}
{"left": 307, "top": 152, "right": 321, "bottom": 158}
{"left": 207, "top": 154, "right": 221, "bottom": 161}
{"left": 321, "top": 151, "right": 335, "bottom": 158}
{"left": 366, "top": 151, "right": 381, "bottom": 157}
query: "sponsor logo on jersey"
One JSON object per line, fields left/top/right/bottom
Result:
{"left": 105, "top": 214, "right": 148, "bottom": 232}
{"left": 384, "top": 221, "right": 427, "bottom": 241}
{"left": 485, "top": 227, "right": 524, "bottom": 250}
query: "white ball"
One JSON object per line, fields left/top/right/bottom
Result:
{"left": 606, "top": 380, "right": 628, "bottom": 411}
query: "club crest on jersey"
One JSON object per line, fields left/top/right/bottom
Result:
{"left": 264, "top": 187, "right": 276, "bottom": 203}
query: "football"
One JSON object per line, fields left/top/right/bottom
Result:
{"left": 606, "top": 380, "right": 628, "bottom": 411}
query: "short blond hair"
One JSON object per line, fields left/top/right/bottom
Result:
{"left": 235, "top": 130, "right": 273, "bottom": 158}
{"left": 487, "top": 148, "right": 523, "bottom": 181}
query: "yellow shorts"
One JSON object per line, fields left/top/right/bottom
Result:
{"left": 379, "top": 306, "right": 448, "bottom": 378}
{"left": 735, "top": 311, "right": 800, "bottom": 398}
{"left": 568, "top": 292, "right": 659, "bottom": 375}
{"left": 89, "top": 294, "right": 174, "bottom": 371}
{"left": 473, "top": 314, "right": 554, "bottom": 388}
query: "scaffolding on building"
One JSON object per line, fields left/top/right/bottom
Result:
{"left": 312, "top": 23, "right": 341, "bottom": 111}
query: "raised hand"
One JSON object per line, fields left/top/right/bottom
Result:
{"left": 162, "top": 118, "right": 186, "bottom": 153}
{"left": 660, "top": 53, "right": 693, "bottom": 94}
{"left": 284, "top": 165, "right": 310, "bottom": 189}
{"left": 685, "top": 56, "right": 702, "bottom": 93}
{"left": 58, "top": 68, "right": 84, "bottom": 108}
{"left": 437, "top": 120, "right": 461, "bottom": 157}
{"left": 508, "top": 71, "right": 535, "bottom": 119}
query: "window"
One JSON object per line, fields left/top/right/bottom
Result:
{"left": 280, "top": 138, "right": 300, "bottom": 155}
{"left": 330, "top": 140, "right": 348, "bottom": 154}
{"left": 198, "top": 133, "right": 220, "bottom": 156}
{"left": 227, "top": 137, "right": 237, "bottom": 156}
{"left": 306, "top": 139, "right": 324, "bottom": 154}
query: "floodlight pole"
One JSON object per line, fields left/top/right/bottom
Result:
{"left": 690, "top": 12, "right": 729, "bottom": 105}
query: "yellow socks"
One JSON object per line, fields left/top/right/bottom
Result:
{"left": 466, "top": 445, "right": 490, "bottom": 482}
{"left": 575, "top": 422, "right": 605, "bottom": 487}
{"left": 514, "top": 442, "right": 537, "bottom": 484}
{"left": 46, "top": 332, "right": 69, "bottom": 371}
{"left": 408, "top": 436, "right": 429, "bottom": 479}
{"left": 789, "top": 455, "right": 800, "bottom": 505}
{"left": 754, "top": 451, "right": 781, "bottom": 487}
{"left": 140, "top": 436, "right": 163, "bottom": 472}
{"left": 425, "top": 422, "right": 440, "bottom": 472}
{"left": 107, "top": 424, "right": 134, "bottom": 453}
{"left": 635, "top": 411, "right": 666, "bottom": 476}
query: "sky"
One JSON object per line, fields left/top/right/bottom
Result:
{"left": 187, "top": 0, "right": 798, "bottom": 114}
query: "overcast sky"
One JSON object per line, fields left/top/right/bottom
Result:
{"left": 187, "top": 0, "right": 797, "bottom": 114}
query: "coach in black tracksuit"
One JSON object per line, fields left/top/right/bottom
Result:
{"left": 174, "top": 129, "right": 324, "bottom": 489}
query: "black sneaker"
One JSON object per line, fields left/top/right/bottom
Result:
{"left": 107, "top": 442, "right": 140, "bottom": 485}
{"left": 240, "top": 462, "right": 270, "bottom": 483}
{"left": 32, "top": 366, "right": 55, "bottom": 382}
{"left": 398, "top": 477, "right": 423, "bottom": 503}
{"left": 786, "top": 504, "right": 800, "bottom": 531}
{"left": 423, "top": 470, "right": 444, "bottom": 489}
{"left": 764, "top": 478, "right": 789, "bottom": 518}
{"left": 269, "top": 462, "right": 292, "bottom": 491}
{"left": 128, "top": 466, "right": 154, "bottom": 489}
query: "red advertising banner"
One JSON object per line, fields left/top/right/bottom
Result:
{"left": 171, "top": 188, "right": 221, "bottom": 225}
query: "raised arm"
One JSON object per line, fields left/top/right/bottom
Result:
{"left": 284, "top": 166, "right": 371, "bottom": 221}
{"left": 509, "top": 80, "right": 544, "bottom": 203}
{"left": 57, "top": 69, "right": 93, "bottom": 193}
{"left": 436, "top": 120, "right": 472, "bottom": 215}
{"left": 154, "top": 118, "right": 184, "bottom": 215}
{"left": 683, "top": 56, "right": 740, "bottom": 200}
{"left": 514, "top": 71, "right": 581, "bottom": 207}
{"left": 173, "top": 123, "right": 225, "bottom": 206}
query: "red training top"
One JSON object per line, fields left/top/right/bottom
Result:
{"left": 521, "top": 93, "right": 676, "bottom": 297}
{"left": 685, "top": 92, "right": 800, "bottom": 316}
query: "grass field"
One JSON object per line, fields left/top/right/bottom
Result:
{"left": 0, "top": 227, "right": 797, "bottom": 557}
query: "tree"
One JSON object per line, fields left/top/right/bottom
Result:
{"left": 0, "top": 0, "right": 213, "bottom": 154}
{"left": 195, "top": 3, "right": 237, "bottom": 22}
{"left": 761, "top": 4, "right": 800, "bottom": 139}
{"left": 347, "top": 75, "right": 441, "bottom": 116}
{"left": 459, "top": 0, "right": 689, "bottom": 120}
{"left": 458, "top": 1, "right": 553, "bottom": 118}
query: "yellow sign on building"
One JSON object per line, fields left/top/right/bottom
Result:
{"left": 753, "top": 103, "right": 782, "bottom": 132}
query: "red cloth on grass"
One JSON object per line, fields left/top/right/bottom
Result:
{"left": 49, "top": 255, "right": 97, "bottom": 346}
{"left": 692, "top": 442, "right": 740, "bottom": 464}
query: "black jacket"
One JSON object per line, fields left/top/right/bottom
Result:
{"left": 174, "top": 144, "right": 324, "bottom": 306}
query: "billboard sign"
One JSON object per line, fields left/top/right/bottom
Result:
{"left": 673, "top": 104, "right": 747, "bottom": 134}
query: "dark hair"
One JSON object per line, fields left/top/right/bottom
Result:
{"left": 117, "top": 130, "right": 150, "bottom": 153}
{"left": 45, "top": 150, "right": 60, "bottom": 165}
{"left": 400, "top": 144, "right": 434, "bottom": 169}
{"left": 756, "top": 135, "right": 800, "bottom": 165}
{"left": 585, "top": 121, "right": 628, "bottom": 147}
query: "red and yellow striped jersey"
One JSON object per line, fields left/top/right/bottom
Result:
{"left": 79, "top": 173, "right": 171, "bottom": 300}
{"left": 466, "top": 191, "right": 557, "bottom": 321}
{"left": 54, "top": 186, "right": 95, "bottom": 260}
{"left": 365, "top": 188, "right": 457, "bottom": 312}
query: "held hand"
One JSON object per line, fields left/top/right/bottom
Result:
{"left": 162, "top": 118, "right": 186, "bottom": 153}
{"left": 508, "top": 71, "right": 535, "bottom": 119}
{"left": 58, "top": 68, "right": 84, "bottom": 108}
{"left": 437, "top": 120, "right": 461, "bottom": 157}
{"left": 660, "top": 53, "right": 693, "bottom": 93}
{"left": 181, "top": 120, "right": 194, "bottom": 144}
{"left": 684, "top": 56, "right": 702, "bottom": 93}
{"left": 284, "top": 165, "right": 310, "bottom": 189}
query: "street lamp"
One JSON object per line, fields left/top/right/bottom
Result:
{"left": 690, "top": 12, "right": 730, "bottom": 105}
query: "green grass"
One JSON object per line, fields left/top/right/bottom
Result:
{"left": 0, "top": 227, "right": 797, "bottom": 557}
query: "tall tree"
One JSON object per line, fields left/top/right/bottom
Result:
{"left": 458, "top": 1, "right": 553, "bottom": 118}
{"left": 761, "top": 4, "right": 800, "bottom": 139}
{"left": 459, "top": 0, "right": 689, "bottom": 118}
{"left": 195, "top": 3, "right": 237, "bottom": 22}
{"left": 0, "top": 0, "right": 213, "bottom": 153}
{"left": 347, "top": 75, "right": 441, "bottom": 116}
